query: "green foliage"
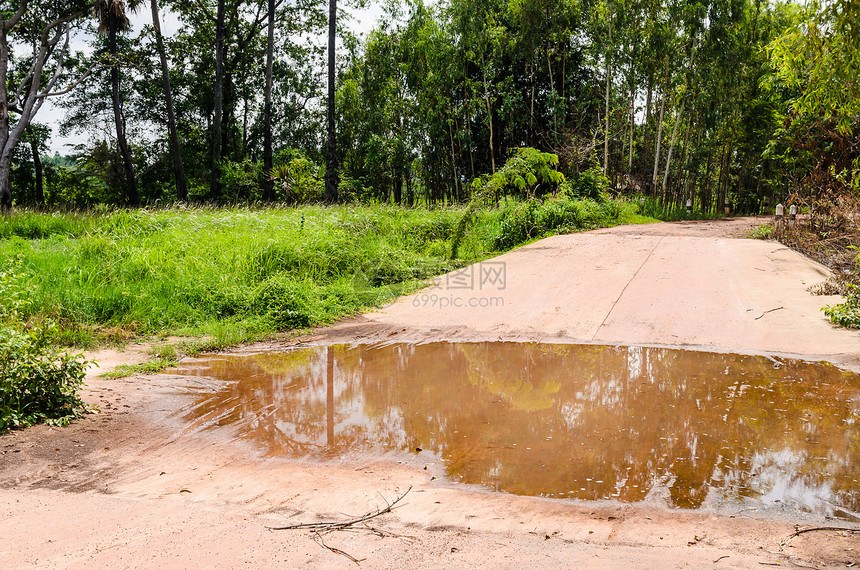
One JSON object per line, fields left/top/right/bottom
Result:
{"left": 471, "top": 148, "right": 565, "bottom": 200}
{"left": 823, "top": 285, "right": 860, "bottom": 328}
{"left": 0, "top": 260, "right": 89, "bottom": 432}
{"left": 491, "top": 194, "right": 645, "bottom": 250}
{"left": 1, "top": 205, "right": 650, "bottom": 351}
{"left": 824, "top": 250, "right": 860, "bottom": 328}
{"left": 747, "top": 224, "right": 775, "bottom": 240}
{"left": 767, "top": 0, "right": 860, "bottom": 136}
{"left": 0, "top": 211, "right": 93, "bottom": 239}
{"left": 560, "top": 168, "right": 611, "bottom": 200}
{"left": 635, "top": 195, "right": 724, "bottom": 221}
{"left": 101, "top": 358, "right": 178, "bottom": 379}
{"left": 219, "top": 159, "right": 264, "bottom": 202}
{"left": 267, "top": 150, "right": 324, "bottom": 203}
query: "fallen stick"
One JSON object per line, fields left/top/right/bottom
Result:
{"left": 779, "top": 526, "right": 859, "bottom": 551}
{"left": 267, "top": 486, "right": 412, "bottom": 532}
{"left": 755, "top": 307, "right": 784, "bottom": 320}
{"left": 313, "top": 531, "right": 364, "bottom": 565}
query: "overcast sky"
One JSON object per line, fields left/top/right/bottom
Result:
{"left": 41, "top": 3, "right": 387, "bottom": 154}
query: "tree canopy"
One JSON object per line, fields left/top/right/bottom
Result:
{"left": 0, "top": 0, "right": 855, "bottom": 218}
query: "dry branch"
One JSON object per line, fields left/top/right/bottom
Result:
{"left": 779, "top": 526, "right": 859, "bottom": 551}
{"left": 267, "top": 486, "right": 412, "bottom": 532}
{"left": 267, "top": 486, "right": 413, "bottom": 566}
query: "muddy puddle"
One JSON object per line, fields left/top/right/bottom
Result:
{"left": 169, "top": 342, "right": 860, "bottom": 519}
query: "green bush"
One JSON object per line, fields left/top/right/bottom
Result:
{"left": 0, "top": 261, "right": 88, "bottom": 431}
{"left": 491, "top": 194, "right": 638, "bottom": 250}
{"left": 561, "top": 167, "right": 611, "bottom": 200}
{"left": 823, "top": 284, "right": 860, "bottom": 328}
{"left": 824, "top": 250, "right": 860, "bottom": 328}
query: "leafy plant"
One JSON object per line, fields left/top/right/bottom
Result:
{"left": 823, "top": 249, "right": 860, "bottom": 328}
{"left": 471, "top": 148, "right": 566, "bottom": 200}
{"left": 823, "top": 284, "right": 860, "bottom": 328}
{"left": 0, "top": 260, "right": 89, "bottom": 431}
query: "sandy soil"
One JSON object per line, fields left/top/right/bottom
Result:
{"left": 2, "top": 217, "right": 859, "bottom": 569}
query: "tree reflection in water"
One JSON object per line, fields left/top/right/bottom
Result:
{"left": 171, "top": 343, "right": 860, "bottom": 518}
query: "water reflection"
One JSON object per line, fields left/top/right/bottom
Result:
{"left": 170, "top": 343, "right": 860, "bottom": 518}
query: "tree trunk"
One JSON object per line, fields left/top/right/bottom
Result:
{"left": 108, "top": 2, "right": 138, "bottom": 206}
{"left": 151, "top": 0, "right": 187, "bottom": 201}
{"left": 209, "top": 0, "right": 225, "bottom": 201}
{"left": 603, "top": 17, "right": 611, "bottom": 176}
{"left": 529, "top": 61, "right": 534, "bottom": 145}
{"left": 262, "top": 0, "right": 275, "bottom": 202}
{"left": 660, "top": 97, "right": 685, "bottom": 201}
{"left": 480, "top": 52, "right": 495, "bottom": 174}
{"left": 650, "top": 86, "right": 666, "bottom": 196}
{"left": 642, "top": 73, "right": 653, "bottom": 176}
{"left": 324, "top": 0, "right": 338, "bottom": 203}
{"left": 448, "top": 120, "right": 459, "bottom": 201}
{"left": 627, "top": 88, "right": 634, "bottom": 185}
{"left": 30, "top": 139, "right": 43, "bottom": 205}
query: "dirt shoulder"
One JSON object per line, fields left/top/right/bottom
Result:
{"left": 2, "top": 217, "right": 858, "bottom": 569}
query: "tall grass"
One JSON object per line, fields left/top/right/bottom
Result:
{"left": 1, "top": 200, "right": 654, "bottom": 348}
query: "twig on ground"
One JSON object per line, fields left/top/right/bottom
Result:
{"left": 779, "top": 526, "right": 859, "bottom": 551}
{"left": 755, "top": 307, "right": 785, "bottom": 320}
{"left": 267, "top": 486, "right": 412, "bottom": 532}
{"left": 713, "top": 555, "right": 730, "bottom": 563}
{"left": 313, "top": 531, "right": 364, "bottom": 565}
{"left": 267, "top": 486, "right": 413, "bottom": 565}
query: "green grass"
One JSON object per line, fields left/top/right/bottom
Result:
{"left": 100, "top": 358, "right": 179, "bottom": 379}
{"left": 1, "top": 200, "right": 656, "bottom": 350}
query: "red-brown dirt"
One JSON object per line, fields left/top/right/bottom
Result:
{"left": 2, "top": 217, "right": 858, "bottom": 569}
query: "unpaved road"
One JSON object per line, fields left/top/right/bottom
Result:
{"left": 2, "top": 217, "right": 859, "bottom": 569}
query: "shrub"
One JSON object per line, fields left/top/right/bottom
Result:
{"left": 823, "top": 284, "right": 860, "bottom": 328}
{"left": 0, "top": 261, "right": 89, "bottom": 431}
{"left": 491, "top": 194, "right": 637, "bottom": 250}
{"left": 824, "top": 250, "right": 860, "bottom": 328}
{"left": 562, "top": 167, "right": 611, "bottom": 200}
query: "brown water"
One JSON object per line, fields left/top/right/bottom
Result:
{"left": 170, "top": 342, "right": 860, "bottom": 519}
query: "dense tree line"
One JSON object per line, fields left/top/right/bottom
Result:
{"left": 0, "top": 0, "right": 857, "bottom": 216}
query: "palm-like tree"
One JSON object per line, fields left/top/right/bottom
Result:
{"left": 93, "top": 0, "right": 139, "bottom": 205}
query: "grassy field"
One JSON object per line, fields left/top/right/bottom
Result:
{"left": 0, "top": 197, "right": 654, "bottom": 351}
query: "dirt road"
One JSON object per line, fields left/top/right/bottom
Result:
{"left": 2, "top": 218, "right": 858, "bottom": 569}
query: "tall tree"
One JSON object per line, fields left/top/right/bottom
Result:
{"left": 150, "top": 0, "right": 187, "bottom": 200}
{"left": 324, "top": 0, "right": 338, "bottom": 202}
{"left": 0, "top": 1, "right": 93, "bottom": 209}
{"left": 95, "top": 0, "right": 139, "bottom": 205}
{"left": 209, "top": 0, "right": 226, "bottom": 201}
{"left": 262, "top": 0, "right": 274, "bottom": 202}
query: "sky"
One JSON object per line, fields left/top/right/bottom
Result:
{"left": 40, "top": 2, "right": 387, "bottom": 154}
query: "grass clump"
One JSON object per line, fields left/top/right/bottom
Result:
{"left": 101, "top": 358, "right": 178, "bottom": 379}
{"left": 0, "top": 258, "right": 89, "bottom": 431}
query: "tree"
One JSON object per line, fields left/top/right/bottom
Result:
{"left": 768, "top": 0, "right": 860, "bottom": 135}
{"left": 210, "top": 0, "right": 226, "bottom": 201}
{"left": 262, "top": 0, "right": 275, "bottom": 202}
{"left": 150, "top": 0, "right": 187, "bottom": 200}
{"left": 94, "top": 0, "right": 140, "bottom": 205}
{"left": 324, "top": 0, "right": 338, "bottom": 203}
{"left": 0, "top": 1, "right": 93, "bottom": 209}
